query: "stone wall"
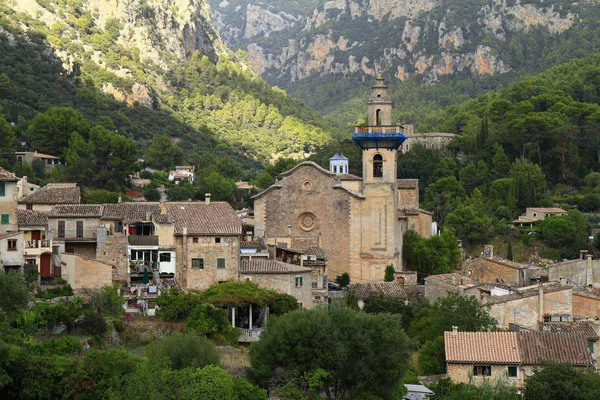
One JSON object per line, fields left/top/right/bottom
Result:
{"left": 96, "top": 233, "right": 129, "bottom": 283}
{"left": 461, "top": 258, "right": 523, "bottom": 286}
{"left": 0, "top": 180, "right": 18, "bottom": 233}
{"left": 487, "top": 288, "right": 572, "bottom": 330}
{"left": 62, "top": 253, "right": 113, "bottom": 290}
{"left": 548, "top": 257, "right": 600, "bottom": 286}
{"left": 240, "top": 271, "right": 313, "bottom": 309}
{"left": 447, "top": 363, "right": 524, "bottom": 387}
{"left": 178, "top": 235, "right": 240, "bottom": 290}
{"left": 573, "top": 293, "right": 600, "bottom": 318}
{"left": 424, "top": 275, "right": 470, "bottom": 302}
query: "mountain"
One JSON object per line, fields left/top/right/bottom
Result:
{"left": 0, "top": 0, "right": 340, "bottom": 167}
{"left": 210, "top": 0, "right": 600, "bottom": 124}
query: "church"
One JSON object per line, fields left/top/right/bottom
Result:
{"left": 252, "top": 77, "right": 432, "bottom": 283}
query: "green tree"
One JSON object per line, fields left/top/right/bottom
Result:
{"left": 0, "top": 271, "right": 29, "bottom": 322}
{"left": 186, "top": 304, "right": 241, "bottom": 345}
{"left": 197, "top": 171, "right": 235, "bottom": 202}
{"left": 335, "top": 272, "right": 350, "bottom": 288}
{"left": 445, "top": 189, "right": 494, "bottom": 243}
{"left": 0, "top": 115, "right": 15, "bottom": 166}
{"left": 343, "top": 289, "right": 359, "bottom": 311}
{"left": 509, "top": 158, "right": 546, "bottom": 211}
{"left": 65, "top": 132, "right": 96, "bottom": 185}
{"left": 143, "top": 185, "right": 161, "bottom": 201}
{"left": 506, "top": 242, "right": 514, "bottom": 261}
{"left": 491, "top": 143, "right": 511, "bottom": 179}
{"left": 524, "top": 362, "right": 600, "bottom": 400}
{"left": 144, "top": 134, "right": 184, "bottom": 170}
{"left": 27, "top": 107, "right": 90, "bottom": 157}
{"left": 417, "top": 336, "right": 446, "bottom": 375}
{"left": 403, "top": 229, "right": 462, "bottom": 280}
{"left": 166, "top": 185, "right": 193, "bottom": 201}
{"left": 423, "top": 176, "right": 466, "bottom": 224}
{"left": 249, "top": 306, "right": 412, "bottom": 399}
{"left": 384, "top": 265, "right": 395, "bottom": 282}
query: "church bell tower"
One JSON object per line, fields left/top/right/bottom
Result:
{"left": 351, "top": 76, "right": 406, "bottom": 281}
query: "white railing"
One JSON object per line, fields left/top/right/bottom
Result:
{"left": 239, "top": 328, "right": 263, "bottom": 342}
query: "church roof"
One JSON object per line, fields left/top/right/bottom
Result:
{"left": 338, "top": 173, "right": 362, "bottom": 181}
{"left": 329, "top": 152, "right": 348, "bottom": 160}
{"left": 397, "top": 179, "right": 419, "bottom": 189}
{"left": 251, "top": 162, "right": 365, "bottom": 200}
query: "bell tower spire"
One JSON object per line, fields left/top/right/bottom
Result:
{"left": 368, "top": 75, "right": 393, "bottom": 126}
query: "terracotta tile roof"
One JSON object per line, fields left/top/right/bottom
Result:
{"left": 338, "top": 173, "right": 362, "bottom": 181}
{"left": 304, "top": 246, "right": 327, "bottom": 259}
{"left": 102, "top": 203, "right": 161, "bottom": 223}
{"left": 16, "top": 209, "right": 48, "bottom": 227}
{"left": 240, "top": 259, "right": 311, "bottom": 274}
{"left": 166, "top": 202, "right": 241, "bottom": 235}
{"left": 0, "top": 167, "right": 18, "bottom": 182}
{"left": 444, "top": 331, "right": 521, "bottom": 364}
{"left": 518, "top": 332, "right": 593, "bottom": 365}
{"left": 397, "top": 179, "right": 419, "bottom": 189}
{"left": 348, "top": 282, "right": 407, "bottom": 299}
{"left": 445, "top": 331, "right": 594, "bottom": 366}
{"left": 49, "top": 204, "right": 104, "bottom": 218}
{"left": 539, "top": 322, "right": 599, "bottom": 340}
{"left": 19, "top": 184, "right": 80, "bottom": 204}
{"left": 528, "top": 207, "right": 567, "bottom": 213}
{"left": 425, "top": 273, "right": 475, "bottom": 287}
{"left": 240, "top": 240, "right": 265, "bottom": 249}
{"left": 483, "top": 283, "right": 569, "bottom": 306}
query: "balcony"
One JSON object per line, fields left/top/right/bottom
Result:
{"left": 238, "top": 328, "right": 263, "bottom": 343}
{"left": 25, "top": 240, "right": 51, "bottom": 249}
{"left": 354, "top": 125, "right": 403, "bottom": 134}
{"left": 55, "top": 230, "right": 97, "bottom": 242}
{"left": 128, "top": 235, "right": 159, "bottom": 246}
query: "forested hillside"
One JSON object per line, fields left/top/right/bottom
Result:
{"left": 0, "top": 0, "right": 342, "bottom": 182}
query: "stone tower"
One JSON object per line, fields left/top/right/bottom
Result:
{"left": 329, "top": 152, "right": 349, "bottom": 174}
{"left": 352, "top": 76, "right": 406, "bottom": 279}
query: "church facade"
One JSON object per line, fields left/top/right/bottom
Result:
{"left": 252, "top": 78, "right": 432, "bottom": 283}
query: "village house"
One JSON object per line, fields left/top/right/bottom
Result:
{"left": 444, "top": 328, "right": 594, "bottom": 389}
{"left": 11, "top": 151, "right": 66, "bottom": 173}
{"left": 572, "top": 290, "right": 600, "bottom": 319}
{"left": 17, "top": 183, "right": 80, "bottom": 212}
{"left": 460, "top": 256, "right": 544, "bottom": 287}
{"left": 0, "top": 167, "right": 19, "bottom": 234}
{"left": 539, "top": 321, "right": 600, "bottom": 361}
{"left": 424, "top": 273, "right": 477, "bottom": 302}
{"left": 0, "top": 231, "right": 24, "bottom": 274}
{"left": 17, "top": 176, "right": 40, "bottom": 199}
{"left": 252, "top": 77, "right": 432, "bottom": 283}
{"left": 512, "top": 207, "right": 567, "bottom": 226}
{"left": 47, "top": 204, "right": 104, "bottom": 258}
{"left": 348, "top": 281, "right": 407, "bottom": 309}
{"left": 17, "top": 209, "right": 53, "bottom": 278}
{"left": 482, "top": 283, "right": 573, "bottom": 330}
{"left": 239, "top": 259, "right": 313, "bottom": 308}
{"left": 547, "top": 255, "right": 600, "bottom": 287}
{"left": 168, "top": 165, "right": 196, "bottom": 184}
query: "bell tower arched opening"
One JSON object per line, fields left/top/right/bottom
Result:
{"left": 373, "top": 154, "right": 383, "bottom": 178}
{"left": 376, "top": 109, "right": 382, "bottom": 126}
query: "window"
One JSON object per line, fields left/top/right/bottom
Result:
{"left": 192, "top": 258, "right": 204, "bottom": 269}
{"left": 7, "top": 239, "right": 17, "bottom": 251}
{"left": 215, "top": 237, "right": 221, "bottom": 244}
{"left": 473, "top": 365, "right": 492, "bottom": 376}
{"left": 507, "top": 366, "right": 518, "bottom": 378}
{"left": 589, "top": 341, "right": 595, "bottom": 354}
{"left": 25, "top": 258, "right": 37, "bottom": 266}
{"left": 192, "top": 237, "right": 198, "bottom": 244}
{"left": 115, "top": 221, "right": 123, "bottom": 233}
{"left": 26, "top": 204, "right": 32, "bottom": 210}
{"left": 295, "top": 276, "right": 303, "bottom": 287}
{"left": 58, "top": 221, "right": 65, "bottom": 238}
{"left": 217, "top": 258, "right": 226, "bottom": 269}
{"left": 373, "top": 154, "right": 383, "bottom": 178}
{"left": 76, "top": 221, "right": 83, "bottom": 238}
{"left": 1, "top": 214, "right": 9, "bottom": 224}
{"left": 375, "top": 109, "right": 382, "bottom": 126}
{"left": 159, "top": 253, "right": 171, "bottom": 262}
{"left": 0, "top": 182, "right": 5, "bottom": 196}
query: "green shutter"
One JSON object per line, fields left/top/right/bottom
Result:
{"left": 1, "top": 214, "right": 9, "bottom": 224}
{"left": 0, "top": 182, "right": 5, "bottom": 196}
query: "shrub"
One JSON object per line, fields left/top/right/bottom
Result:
{"left": 36, "top": 284, "right": 73, "bottom": 299}
{"left": 78, "top": 312, "right": 108, "bottom": 336}
{"left": 146, "top": 332, "right": 220, "bottom": 370}
{"left": 186, "top": 304, "right": 241, "bottom": 345}
{"left": 156, "top": 289, "right": 199, "bottom": 321}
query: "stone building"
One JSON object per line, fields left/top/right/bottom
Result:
{"left": 239, "top": 259, "right": 313, "bottom": 308}
{"left": 483, "top": 283, "right": 573, "bottom": 330}
{"left": 445, "top": 329, "right": 593, "bottom": 389}
{"left": 400, "top": 124, "right": 456, "bottom": 152}
{"left": 47, "top": 204, "right": 104, "bottom": 258}
{"left": 460, "top": 257, "right": 542, "bottom": 287}
{"left": 17, "top": 183, "right": 80, "bottom": 212}
{"left": 0, "top": 167, "right": 19, "bottom": 234}
{"left": 547, "top": 255, "right": 600, "bottom": 287}
{"left": 252, "top": 77, "right": 432, "bottom": 283}
{"left": 424, "top": 273, "right": 477, "bottom": 302}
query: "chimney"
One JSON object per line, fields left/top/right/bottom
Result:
{"left": 160, "top": 201, "right": 167, "bottom": 215}
{"left": 587, "top": 254, "right": 594, "bottom": 287}
{"left": 288, "top": 225, "right": 292, "bottom": 237}
{"left": 145, "top": 211, "right": 151, "bottom": 221}
{"left": 538, "top": 284, "right": 544, "bottom": 323}
{"left": 117, "top": 194, "right": 122, "bottom": 204}
{"left": 451, "top": 326, "right": 458, "bottom": 336}
{"left": 205, "top": 193, "right": 211, "bottom": 204}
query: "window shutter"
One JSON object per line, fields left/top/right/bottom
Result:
{"left": 0, "top": 182, "right": 5, "bottom": 196}
{"left": 1, "top": 214, "right": 9, "bottom": 224}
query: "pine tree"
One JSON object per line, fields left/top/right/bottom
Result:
{"left": 507, "top": 242, "right": 513, "bottom": 261}
{"left": 384, "top": 265, "right": 395, "bottom": 282}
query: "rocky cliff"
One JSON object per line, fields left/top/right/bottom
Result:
{"left": 210, "top": 0, "right": 589, "bottom": 85}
